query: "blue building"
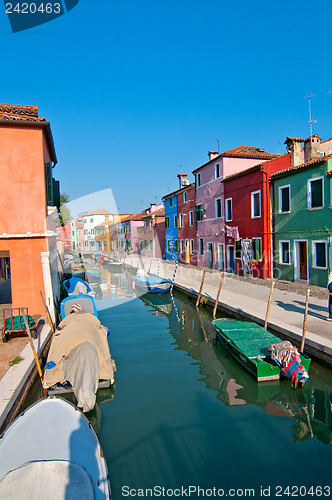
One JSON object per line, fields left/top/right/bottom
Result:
{"left": 162, "top": 190, "right": 179, "bottom": 261}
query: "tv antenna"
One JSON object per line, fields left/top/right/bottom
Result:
{"left": 306, "top": 91, "right": 317, "bottom": 138}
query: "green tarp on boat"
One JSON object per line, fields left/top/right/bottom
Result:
{"left": 213, "top": 318, "right": 281, "bottom": 359}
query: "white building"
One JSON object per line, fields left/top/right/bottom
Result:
{"left": 83, "top": 209, "right": 113, "bottom": 251}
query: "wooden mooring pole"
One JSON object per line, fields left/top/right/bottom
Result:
{"left": 264, "top": 281, "right": 275, "bottom": 329}
{"left": 213, "top": 273, "right": 224, "bottom": 319}
{"left": 300, "top": 288, "right": 310, "bottom": 353}
{"left": 21, "top": 308, "right": 44, "bottom": 384}
{"left": 196, "top": 269, "right": 207, "bottom": 308}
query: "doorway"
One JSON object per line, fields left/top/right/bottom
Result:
{"left": 227, "top": 245, "right": 235, "bottom": 273}
{"left": 207, "top": 242, "right": 213, "bottom": 269}
{"left": 295, "top": 240, "right": 308, "bottom": 281}
{"left": 218, "top": 244, "right": 224, "bottom": 271}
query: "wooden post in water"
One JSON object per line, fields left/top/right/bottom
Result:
{"left": 196, "top": 269, "right": 207, "bottom": 308}
{"left": 213, "top": 273, "right": 224, "bottom": 319}
{"left": 264, "top": 281, "right": 275, "bottom": 329}
{"left": 300, "top": 288, "right": 310, "bottom": 352}
{"left": 21, "top": 308, "right": 44, "bottom": 384}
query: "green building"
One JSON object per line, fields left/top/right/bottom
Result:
{"left": 271, "top": 155, "right": 332, "bottom": 287}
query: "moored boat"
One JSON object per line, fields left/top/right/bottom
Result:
{"left": 60, "top": 293, "right": 98, "bottom": 320}
{"left": 0, "top": 397, "right": 111, "bottom": 499}
{"left": 134, "top": 274, "right": 172, "bottom": 294}
{"left": 44, "top": 298, "right": 116, "bottom": 411}
{"left": 212, "top": 318, "right": 311, "bottom": 385}
{"left": 62, "top": 276, "right": 94, "bottom": 296}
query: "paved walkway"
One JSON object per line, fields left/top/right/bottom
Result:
{"left": 125, "top": 255, "right": 332, "bottom": 365}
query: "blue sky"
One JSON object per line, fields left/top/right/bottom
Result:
{"left": 1, "top": 0, "right": 332, "bottom": 214}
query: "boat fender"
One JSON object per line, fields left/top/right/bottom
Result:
{"left": 106, "top": 328, "right": 110, "bottom": 336}
{"left": 45, "top": 360, "right": 56, "bottom": 370}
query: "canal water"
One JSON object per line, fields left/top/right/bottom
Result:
{"left": 27, "top": 264, "right": 332, "bottom": 498}
{"left": 93, "top": 266, "right": 332, "bottom": 499}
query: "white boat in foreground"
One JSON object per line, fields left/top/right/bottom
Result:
{"left": 0, "top": 397, "right": 111, "bottom": 499}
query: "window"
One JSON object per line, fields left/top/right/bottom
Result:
{"left": 199, "top": 238, "right": 204, "bottom": 256}
{"left": 184, "top": 191, "right": 187, "bottom": 203}
{"left": 235, "top": 239, "right": 242, "bottom": 259}
{"left": 279, "top": 241, "right": 290, "bottom": 264}
{"left": 174, "top": 240, "right": 178, "bottom": 252}
{"left": 197, "top": 173, "right": 201, "bottom": 187}
{"left": 189, "top": 211, "right": 194, "bottom": 226}
{"left": 215, "top": 198, "right": 222, "bottom": 218}
{"left": 180, "top": 239, "right": 184, "bottom": 253}
{"left": 165, "top": 216, "right": 169, "bottom": 229}
{"left": 196, "top": 204, "right": 204, "bottom": 221}
{"left": 251, "top": 191, "right": 261, "bottom": 218}
{"left": 225, "top": 198, "right": 232, "bottom": 221}
{"left": 90, "top": 218, "right": 93, "bottom": 223}
{"left": 169, "top": 197, "right": 173, "bottom": 207}
{"left": 190, "top": 239, "right": 194, "bottom": 254}
{"left": 174, "top": 214, "right": 178, "bottom": 228}
{"left": 252, "top": 237, "right": 262, "bottom": 261}
{"left": 91, "top": 229, "right": 94, "bottom": 235}
{"left": 312, "top": 241, "right": 327, "bottom": 268}
{"left": 330, "top": 178, "right": 332, "bottom": 207}
{"left": 215, "top": 163, "right": 220, "bottom": 179}
{"left": 278, "top": 185, "right": 291, "bottom": 213}
{"left": 167, "top": 240, "right": 170, "bottom": 252}
{"left": 308, "top": 177, "right": 324, "bottom": 209}
{"left": 84, "top": 219, "right": 87, "bottom": 223}
{"left": 149, "top": 220, "right": 152, "bottom": 230}
{"left": 150, "top": 240, "right": 153, "bottom": 251}
{"left": 179, "top": 213, "right": 183, "bottom": 227}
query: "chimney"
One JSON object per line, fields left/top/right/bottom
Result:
{"left": 208, "top": 151, "right": 219, "bottom": 161}
{"left": 304, "top": 134, "right": 321, "bottom": 163}
{"left": 177, "top": 173, "right": 188, "bottom": 189}
{"left": 150, "top": 202, "right": 157, "bottom": 213}
{"left": 284, "top": 137, "right": 304, "bottom": 167}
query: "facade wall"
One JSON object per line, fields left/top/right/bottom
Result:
{"left": 273, "top": 160, "right": 332, "bottom": 287}
{"left": 0, "top": 237, "right": 48, "bottom": 315}
{"left": 177, "top": 185, "right": 197, "bottom": 265}
{"left": 223, "top": 155, "right": 291, "bottom": 278}
{"left": 0, "top": 125, "right": 48, "bottom": 234}
{"left": 195, "top": 156, "right": 269, "bottom": 269}
{"left": 0, "top": 121, "right": 60, "bottom": 316}
{"left": 164, "top": 195, "right": 178, "bottom": 260}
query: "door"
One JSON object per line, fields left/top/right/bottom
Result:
{"left": 241, "top": 240, "right": 252, "bottom": 275}
{"left": 299, "top": 241, "right": 308, "bottom": 280}
{"left": 218, "top": 244, "right": 224, "bottom": 271}
{"left": 207, "top": 243, "right": 213, "bottom": 269}
{"left": 227, "top": 245, "right": 235, "bottom": 273}
{"left": 185, "top": 240, "right": 190, "bottom": 264}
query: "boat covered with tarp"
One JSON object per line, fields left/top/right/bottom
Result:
{"left": 0, "top": 397, "right": 111, "bottom": 499}
{"left": 43, "top": 310, "right": 116, "bottom": 412}
{"left": 212, "top": 318, "right": 310, "bottom": 385}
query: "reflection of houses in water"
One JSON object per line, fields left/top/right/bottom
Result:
{"left": 167, "top": 291, "right": 332, "bottom": 445}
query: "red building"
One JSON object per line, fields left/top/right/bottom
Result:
{"left": 177, "top": 176, "right": 197, "bottom": 265}
{"left": 222, "top": 154, "right": 291, "bottom": 279}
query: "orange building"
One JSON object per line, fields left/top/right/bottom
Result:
{"left": 0, "top": 104, "right": 61, "bottom": 319}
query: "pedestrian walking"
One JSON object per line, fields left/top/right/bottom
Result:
{"left": 328, "top": 272, "right": 332, "bottom": 321}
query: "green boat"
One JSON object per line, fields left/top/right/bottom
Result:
{"left": 212, "top": 318, "right": 311, "bottom": 383}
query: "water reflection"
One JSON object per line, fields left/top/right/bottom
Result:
{"left": 131, "top": 281, "right": 332, "bottom": 446}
